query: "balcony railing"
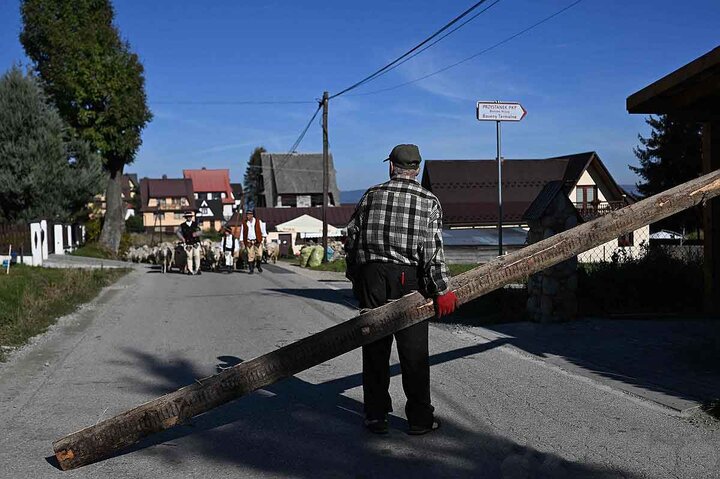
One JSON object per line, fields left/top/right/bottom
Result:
{"left": 574, "top": 201, "right": 625, "bottom": 220}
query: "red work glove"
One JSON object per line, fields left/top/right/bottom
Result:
{"left": 435, "top": 291, "right": 458, "bottom": 318}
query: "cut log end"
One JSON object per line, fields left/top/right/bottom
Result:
{"left": 55, "top": 449, "right": 75, "bottom": 470}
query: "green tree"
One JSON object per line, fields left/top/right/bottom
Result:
{"left": 243, "top": 146, "right": 266, "bottom": 209}
{"left": 20, "top": 0, "right": 152, "bottom": 252}
{"left": 0, "top": 66, "right": 104, "bottom": 223}
{"left": 630, "top": 115, "right": 703, "bottom": 232}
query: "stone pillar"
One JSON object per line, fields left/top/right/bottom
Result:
{"left": 526, "top": 193, "right": 579, "bottom": 323}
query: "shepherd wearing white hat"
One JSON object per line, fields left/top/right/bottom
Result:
{"left": 176, "top": 211, "right": 202, "bottom": 275}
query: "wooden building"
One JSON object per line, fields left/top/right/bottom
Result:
{"left": 627, "top": 46, "right": 720, "bottom": 313}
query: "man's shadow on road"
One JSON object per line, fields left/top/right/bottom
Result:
{"left": 48, "top": 342, "right": 640, "bottom": 478}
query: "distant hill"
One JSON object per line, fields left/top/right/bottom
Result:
{"left": 340, "top": 189, "right": 365, "bottom": 205}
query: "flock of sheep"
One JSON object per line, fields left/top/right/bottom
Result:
{"left": 124, "top": 239, "right": 346, "bottom": 274}
{"left": 124, "top": 240, "right": 280, "bottom": 273}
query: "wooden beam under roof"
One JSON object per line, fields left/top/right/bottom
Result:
{"left": 627, "top": 46, "right": 720, "bottom": 120}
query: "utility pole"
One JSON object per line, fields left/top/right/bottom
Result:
{"left": 321, "top": 91, "right": 329, "bottom": 263}
{"left": 496, "top": 119, "right": 503, "bottom": 257}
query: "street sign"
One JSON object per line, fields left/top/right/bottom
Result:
{"left": 476, "top": 101, "right": 527, "bottom": 122}
{"left": 475, "top": 100, "right": 526, "bottom": 256}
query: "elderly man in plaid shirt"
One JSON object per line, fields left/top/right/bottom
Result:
{"left": 345, "top": 144, "right": 458, "bottom": 436}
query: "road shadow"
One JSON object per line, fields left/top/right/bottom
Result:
{"left": 84, "top": 344, "right": 642, "bottom": 478}
{"left": 484, "top": 318, "right": 720, "bottom": 408}
{"left": 266, "top": 288, "right": 358, "bottom": 309}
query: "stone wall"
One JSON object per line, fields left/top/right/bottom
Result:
{"left": 526, "top": 193, "right": 579, "bottom": 323}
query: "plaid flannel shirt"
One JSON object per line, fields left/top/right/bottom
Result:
{"left": 345, "top": 176, "right": 451, "bottom": 296}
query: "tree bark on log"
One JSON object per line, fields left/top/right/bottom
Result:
{"left": 98, "top": 165, "right": 125, "bottom": 253}
{"left": 53, "top": 169, "right": 720, "bottom": 470}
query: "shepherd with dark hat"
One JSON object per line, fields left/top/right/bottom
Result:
{"left": 345, "top": 144, "right": 458, "bottom": 435}
{"left": 176, "top": 211, "right": 202, "bottom": 275}
{"left": 221, "top": 225, "right": 239, "bottom": 272}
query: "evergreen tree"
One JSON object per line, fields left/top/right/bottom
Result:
{"left": 20, "top": 0, "right": 152, "bottom": 252}
{"left": 630, "top": 115, "right": 703, "bottom": 232}
{"left": 0, "top": 66, "right": 104, "bottom": 223}
{"left": 243, "top": 146, "right": 266, "bottom": 209}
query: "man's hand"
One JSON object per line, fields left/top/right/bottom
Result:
{"left": 435, "top": 291, "right": 458, "bottom": 318}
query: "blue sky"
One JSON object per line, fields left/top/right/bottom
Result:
{"left": 1, "top": 0, "right": 718, "bottom": 190}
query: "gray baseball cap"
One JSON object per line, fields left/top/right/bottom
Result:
{"left": 383, "top": 144, "right": 422, "bottom": 168}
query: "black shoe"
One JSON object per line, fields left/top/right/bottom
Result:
{"left": 197, "top": 271, "right": 202, "bottom": 275}
{"left": 408, "top": 419, "right": 440, "bottom": 436}
{"left": 257, "top": 264, "right": 263, "bottom": 273}
{"left": 364, "top": 417, "right": 389, "bottom": 435}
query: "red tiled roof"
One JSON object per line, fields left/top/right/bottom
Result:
{"left": 422, "top": 159, "right": 570, "bottom": 226}
{"left": 183, "top": 168, "right": 234, "bottom": 204}
{"left": 421, "top": 152, "right": 625, "bottom": 227}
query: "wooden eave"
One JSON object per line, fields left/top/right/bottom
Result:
{"left": 627, "top": 46, "right": 720, "bottom": 121}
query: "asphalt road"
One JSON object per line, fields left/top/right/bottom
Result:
{"left": 0, "top": 262, "right": 718, "bottom": 478}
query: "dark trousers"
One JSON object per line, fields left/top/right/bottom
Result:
{"left": 353, "top": 262, "right": 434, "bottom": 427}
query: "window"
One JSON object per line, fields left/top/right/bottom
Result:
{"left": 311, "top": 194, "right": 324, "bottom": 207}
{"left": 576, "top": 186, "right": 597, "bottom": 208}
{"left": 618, "top": 232, "right": 634, "bottom": 247}
{"left": 281, "top": 195, "right": 298, "bottom": 207}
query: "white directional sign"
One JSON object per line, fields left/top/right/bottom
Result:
{"left": 476, "top": 101, "right": 527, "bottom": 122}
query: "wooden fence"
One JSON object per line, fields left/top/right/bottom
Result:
{"left": 0, "top": 221, "right": 85, "bottom": 265}
{"left": 0, "top": 223, "right": 31, "bottom": 258}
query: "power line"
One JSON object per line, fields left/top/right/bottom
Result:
{"left": 352, "top": 0, "right": 585, "bottom": 97}
{"left": 362, "top": 0, "right": 502, "bottom": 85}
{"left": 289, "top": 104, "right": 322, "bottom": 153}
{"left": 151, "top": 99, "right": 316, "bottom": 105}
{"left": 329, "top": 0, "right": 493, "bottom": 99}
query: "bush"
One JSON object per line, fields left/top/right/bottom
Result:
{"left": 202, "top": 226, "right": 222, "bottom": 242}
{"left": 119, "top": 233, "right": 132, "bottom": 258}
{"left": 125, "top": 215, "right": 144, "bottom": 233}
{"left": 85, "top": 217, "right": 102, "bottom": 243}
{"left": 578, "top": 244, "right": 704, "bottom": 315}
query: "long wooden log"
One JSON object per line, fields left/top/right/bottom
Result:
{"left": 53, "top": 169, "right": 720, "bottom": 470}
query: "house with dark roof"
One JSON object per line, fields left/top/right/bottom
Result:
{"left": 422, "top": 152, "right": 631, "bottom": 226}
{"left": 257, "top": 152, "right": 341, "bottom": 208}
{"left": 139, "top": 176, "right": 195, "bottom": 233}
{"left": 422, "top": 152, "right": 649, "bottom": 262}
{"left": 230, "top": 183, "right": 244, "bottom": 213}
{"left": 195, "top": 198, "right": 225, "bottom": 232}
{"left": 183, "top": 168, "right": 236, "bottom": 219}
{"left": 122, "top": 174, "right": 140, "bottom": 218}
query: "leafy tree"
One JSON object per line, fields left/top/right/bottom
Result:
{"left": 0, "top": 66, "right": 104, "bottom": 223}
{"left": 630, "top": 115, "right": 703, "bottom": 232}
{"left": 125, "top": 214, "right": 144, "bottom": 233}
{"left": 243, "top": 146, "right": 266, "bottom": 209}
{"left": 20, "top": 0, "right": 152, "bottom": 252}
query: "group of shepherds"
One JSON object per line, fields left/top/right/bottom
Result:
{"left": 125, "top": 239, "right": 279, "bottom": 274}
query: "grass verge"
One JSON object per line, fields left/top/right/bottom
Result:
{"left": 70, "top": 242, "right": 115, "bottom": 259}
{"left": 0, "top": 264, "right": 128, "bottom": 360}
